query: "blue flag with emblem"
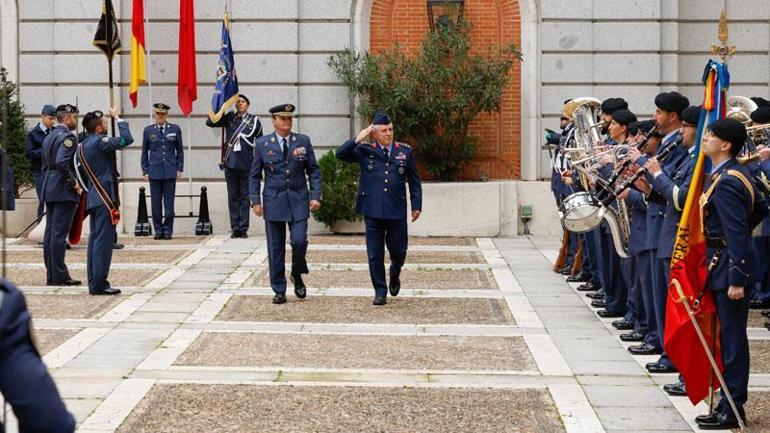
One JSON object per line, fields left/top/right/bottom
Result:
{"left": 208, "top": 9, "right": 239, "bottom": 123}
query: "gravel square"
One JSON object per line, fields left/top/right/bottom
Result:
{"left": 742, "top": 391, "right": 770, "bottom": 432}
{"left": 275, "top": 250, "right": 486, "bottom": 264}
{"left": 309, "top": 235, "right": 477, "bottom": 246}
{"left": 176, "top": 333, "right": 535, "bottom": 371}
{"left": 117, "top": 384, "right": 564, "bottom": 433}
{"left": 5, "top": 249, "right": 190, "bottom": 265}
{"left": 216, "top": 295, "right": 514, "bottom": 325}
{"left": 251, "top": 268, "right": 498, "bottom": 290}
{"left": 33, "top": 328, "right": 80, "bottom": 355}
{"left": 8, "top": 268, "right": 161, "bottom": 287}
{"left": 749, "top": 310, "right": 767, "bottom": 328}
{"left": 26, "top": 294, "right": 123, "bottom": 320}
{"left": 750, "top": 340, "right": 770, "bottom": 373}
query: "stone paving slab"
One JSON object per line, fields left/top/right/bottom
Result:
{"left": 309, "top": 235, "right": 477, "bottom": 246}
{"left": 750, "top": 340, "right": 770, "bottom": 373}
{"left": 8, "top": 268, "right": 161, "bottom": 287}
{"left": 273, "top": 249, "right": 486, "bottom": 264}
{"left": 176, "top": 333, "right": 536, "bottom": 371}
{"left": 26, "top": 294, "right": 123, "bottom": 320}
{"left": 17, "top": 235, "right": 211, "bottom": 246}
{"left": 33, "top": 328, "right": 79, "bottom": 355}
{"left": 216, "top": 295, "right": 515, "bottom": 325}
{"left": 117, "top": 384, "right": 565, "bottom": 433}
{"left": 4, "top": 249, "right": 191, "bottom": 264}
{"left": 251, "top": 268, "right": 498, "bottom": 290}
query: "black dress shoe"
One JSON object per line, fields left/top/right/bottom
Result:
{"left": 628, "top": 343, "right": 661, "bottom": 355}
{"left": 388, "top": 268, "right": 401, "bottom": 297}
{"left": 231, "top": 232, "right": 240, "bottom": 239}
{"left": 559, "top": 267, "right": 573, "bottom": 275}
{"left": 750, "top": 298, "right": 770, "bottom": 309}
{"left": 239, "top": 232, "right": 248, "bottom": 238}
{"left": 272, "top": 294, "right": 287, "bottom": 304}
{"left": 597, "top": 309, "right": 623, "bottom": 318}
{"left": 612, "top": 319, "right": 634, "bottom": 330}
{"left": 663, "top": 380, "right": 687, "bottom": 396}
{"left": 576, "top": 282, "right": 598, "bottom": 291}
{"left": 587, "top": 291, "right": 604, "bottom": 300}
{"left": 646, "top": 362, "right": 677, "bottom": 374}
{"left": 58, "top": 279, "right": 82, "bottom": 286}
{"left": 90, "top": 287, "right": 121, "bottom": 296}
{"left": 65, "top": 243, "right": 72, "bottom": 250}
{"left": 163, "top": 234, "right": 172, "bottom": 240}
{"left": 620, "top": 331, "right": 645, "bottom": 342}
{"left": 373, "top": 296, "right": 387, "bottom": 306}
{"left": 154, "top": 234, "right": 163, "bottom": 240}
{"left": 696, "top": 410, "right": 743, "bottom": 430}
{"left": 113, "top": 242, "right": 125, "bottom": 250}
{"left": 290, "top": 274, "right": 306, "bottom": 299}
{"left": 566, "top": 273, "right": 589, "bottom": 283}
{"left": 591, "top": 299, "right": 606, "bottom": 308}
{"left": 694, "top": 412, "right": 718, "bottom": 424}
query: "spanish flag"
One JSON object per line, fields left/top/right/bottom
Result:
{"left": 129, "top": 0, "right": 147, "bottom": 107}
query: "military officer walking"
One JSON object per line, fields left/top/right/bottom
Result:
{"left": 42, "top": 104, "right": 81, "bottom": 286}
{"left": 695, "top": 118, "right": 767, "bottom": 429}
{"left": 25, "top": 104, "right": 56, "bottom": 219}
{"left": 249, "top": 104, "right": 322, "bottom": 304}
{"left": 141, "top": 103, "right": 184, "bottom": 239}
{"left": 81, "top": 108, "right": 134, "bottom": 295}
{"left": 336, "top": 112, "right": 423, "bottom": 306}
{"left": 206, "top": 94, "right": 263, "bottom": 238}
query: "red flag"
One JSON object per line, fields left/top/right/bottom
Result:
{"left": 177, "top": 0, "right": 197, "bottom": 116}
{"left": 664, "top": 60, "right": 729, "bottom": 405}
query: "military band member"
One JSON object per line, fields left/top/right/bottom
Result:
{"left": 336, "top": 112, "right": 423, "bottom": 306}
{"left": 748, "top": 106, "right": 770, "bottom": 311}
{"left": 25, "top": 104, "right": 56, "bottom": 219}
{"left": 206, "top": 94, "right": 263, "bottom": 238}
{"left": 695, "top": 118, "right": 768, "bottom": 429}
{"left": 81, "top": 108, "right": 134, "bottom": 296}
{"left": 250, "top": 104, "right": 322, "bottom": 304}
{"left": 141, "top": 103, "right": 183, "bottom": 240}
{"left": 42, "top": 104, "right": 81, "bottom": 286}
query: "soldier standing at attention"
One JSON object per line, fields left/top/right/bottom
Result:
{"left": 336, "top": 112, "right": 422, "bottom": 306}
{"left": 141, "top": 103, "right": 184, "bottom": 240}
{"left": 25, "top": 104, "right": 56, "bottom": 220}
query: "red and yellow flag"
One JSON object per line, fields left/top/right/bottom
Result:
{"left": 129, "top": 0, "right": 147, "bottom": 107}
{"left": 664, "top": 59, "right": 729, "bottom": 405}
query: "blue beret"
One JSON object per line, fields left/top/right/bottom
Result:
{"left": 56, "top": 104, "right": 78, "bottom": 114}
{"left": 654, "top": 92, "right": 689, "bottom": 114}
{"left": 681, "top": 106, "right": 702, "bottom": 125}
{"left": 601, "top": 98, "right": 628, "bottom": 114}
{"left": 41, "top": 104, "right": 56, "bottom": 116}
{"left": 751, "top": 106, "right": 770, "bottom": 124}
{"left": 372, "top": 111, "right": 392, "bottom": 125}
{"left": 269, "top": 104, "right": 295, "bottom": 116}
{"left": 611, "top": 109, "right": 636, "bottom": 126}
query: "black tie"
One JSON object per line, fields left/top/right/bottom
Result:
{"left": 282, "top": 138, "right": 288, "bottom": 160}
{"left": 160, "top": 125, "right": 165, "bottom": 136}
{"left": 383, "top": 146, "right": 389, "bottom": 160}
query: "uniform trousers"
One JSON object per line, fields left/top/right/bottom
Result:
{"left": 751, "top": 236, "right": 770, "bottom": 302}
{"left": 714, "top": 289, "right": 750, "bottom": 413}
{"left": 87, "top": 206, "right": 114, "bottom": 291}
{"left": 32, "top": 172, "right": 45, "bottom": 218}
{"left": 225, "top": 168, "right": 250, "bottom": 234}
{"left": 43, "top": 201, "right": 77, "bottom": 283}
{"left": 637, "top": 250, "right": 660, "bottom": 348}
{"left": 364, "top": 217, "right": 408, "bottom": 298}
{"left": 265, "top": 218, "right": 308, "bottom": 294}
{"left": 149, "top": 179, "right": 176, "bottom": 236}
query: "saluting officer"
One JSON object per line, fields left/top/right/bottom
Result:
{"left": 695, "top": 118, "right": 768, "bottom": 429}
{"left": 249, "top": 104, "right": 322, "bottom": 304}
{"left": 81, "top": 108, "right": 134, "bottom": 296}
{"left": 141, "top": 103, "right": 184, "bottom": 240}
{"left": 25, "top": 104, "right": 56, "bottom": 219}
{"left": 0, "top": 280, "right": 76, "bottom": 433}
{"left": 42, "top": 104, "right": 81, "bottom": 286}
{"left": 336, "top": 112, "right": 423, "bottom": 306}
{"left": 206, "top": 94, "right": 263, "bottom": 238}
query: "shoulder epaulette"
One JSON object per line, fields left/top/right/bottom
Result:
{"left": 397, "top": 142, "right": 411, "bottom": 149}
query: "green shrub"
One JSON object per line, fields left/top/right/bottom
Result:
{"left": 0, "top": 67, "right": 30, "bottom": 196}
{"left": 312, "top": 150, "right": 361, "bottom": 228}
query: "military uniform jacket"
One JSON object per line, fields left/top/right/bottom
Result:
{"left": 25, "top": 124, "right": 47, "bottom": 174}
{"left": 206, "top": 111, "right": 263, "bottom": 171}
{"left": 81, "top": 121, "right": 134, "bottom": 211}
{"left": 652, "top": 147, "right": 696, "bottom": 259}
{"left": 751, "top": 159, "right": 770, "bottom": 237}
{"left": 42, "top": 125, "right": 79, "bottom": 203}
{"left": 249, "top": 132, "right": 322, "bottom": 222}
{"left": 703, "top": 159, "right": 768, "bottom": 290}
{"left": 336, "top": 139, "right": 422, "bottom": 220}
{"left": 625, "top": 189, "right": 649, "bottom": 255}
{"left": 141, "top": 123, "right": 184, "bottom": 180}
{"left": 0, "top": 280, "right": 37, "bottom": 358}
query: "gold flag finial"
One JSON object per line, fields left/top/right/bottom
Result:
{"left": 711, "top": 10, "right": 736, "bottom": 62}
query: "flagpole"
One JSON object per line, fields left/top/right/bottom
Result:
{"left": 707, "top": 314, "right": 717, "bottom": 413}
{"left": 144, "top": 0, "right": 153, "bottom": 122}
{"left": 187, "top": 117, "right": 192, "bottom": 214}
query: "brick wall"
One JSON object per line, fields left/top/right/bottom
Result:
{"left": 370, "top": 0, "right": 522, "bottom": 180}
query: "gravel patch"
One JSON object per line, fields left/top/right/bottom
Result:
{"left": 743, "top": 391, "right": 770, "bottom": 432}
{"left": 309, "top": 235, "right": 477, "bottom": 246}
{"left": 32, "top": 328, "right": 80, "bottom": 355}
{"left": 26, "top": 294, "right": 123, "bottom": 320}
{"left": 5, "top": 249, "right": 190, "bottom": 264}
{"left": 750, "top": 340, "right": 770, "bottom": 373}
{"left": 18, "top": 236, "right": 210, "bottom": 246}
{"left": 251, "top": 268, "right": 497, "bottom": 290}
{"left": 749, "top": 310, "right": 767, "bottom": 328}
{"left": 273, "top": 249, "right": 486, "bottom": 264}
{"left": 176, "top": 333, "right": 535, "bottom": 371}
{"left": 117, "top": 384, "right": 564, "bottom": 433}
{"left": 216, "top": 295, "right": 514, "bottom": 325}
{"left": 8, "top": 268, "right": 161, "bottom": 287}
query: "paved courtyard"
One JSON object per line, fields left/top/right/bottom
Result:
{"left": 2, "top": 234, "right": 770, "bottom": 432}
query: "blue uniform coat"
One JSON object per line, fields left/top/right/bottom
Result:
{"left": 206, "top": 112, "right": 262, "bottom": 171}
{"left": 42, "top": 125, "right": 79, "bottom": 203}
{"left": 81, "top": 121, "right": 134, "bottom": 211}
{"left": 141, "top": 123, "right": 184, "bottom": 180}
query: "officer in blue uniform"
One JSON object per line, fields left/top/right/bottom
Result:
{"left": 25, "top": 104, "right": 56, "bottom": 219}
{"left": 141, "top": 103, "right": 184, "bottom": 240}
{"left": 336, "top": 112, "right": 423, "bottom": 306}
{"left": 250, "top": 104, "right": 322, "bottom": 304}
{"left": 81, "top": 108, "right": 134, "bottom": 296}
{"left": 747, "top": 106, "right": 770, "bottom": 311}
{"left": 206, "top": 94, "right": 263, "bottom": 238}
{"left": 42, "top": 104, "right": 81, "bottom": 286}
{"left": 0, "top": 279, "right": 75, "bottom": 432}
{"left": 695, "top": 118, "right": 768, "bottom": 430}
